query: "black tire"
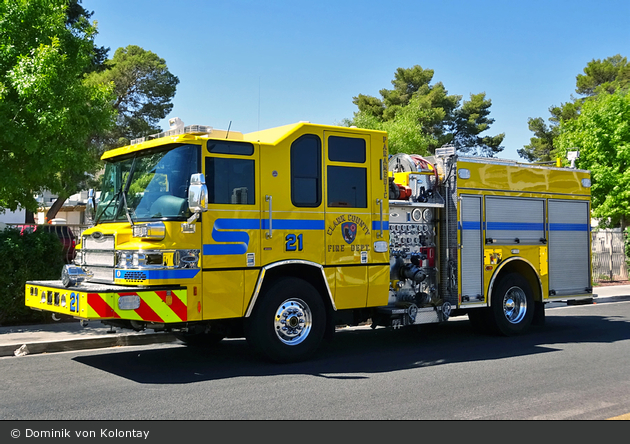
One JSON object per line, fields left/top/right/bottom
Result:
{"left": 531, "top": 301, "right": 546, "bottom": 326}
{"left": 489, "top": 272, "right": 534, "bottom": 336}
{"left": 245, "top": 277, "right": 326, "bottom": 363}
{"left": 174, "top": 330, "right": 225, "bottom": 347}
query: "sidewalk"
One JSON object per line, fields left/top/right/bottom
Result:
{"left": 0, "top": 320, "right": 179, "bottom": 358}
{"left": 2, "top": 285, "right": 630, "bottom": 358}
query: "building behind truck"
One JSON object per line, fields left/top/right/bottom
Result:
{"left": 25, "top": 120, "right": 594, "bottom": 362}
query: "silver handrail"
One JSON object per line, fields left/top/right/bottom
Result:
{"left": 377, "top": 198, "right": 383, "bottom": 238}
{"left": 265, "top": 195, "right": 273, "bottom": 239}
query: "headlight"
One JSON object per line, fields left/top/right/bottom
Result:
{"left": 116, "top": 249, "right": 199, "bottom": 269}
{"left": 117, "top": 252, "right": 133, "bottom": 268}
{"left": 132, "top": 253, "right": 146, "bottom": 267}
{"left": 132, "top": 222, "right": 166, "bottom": 240}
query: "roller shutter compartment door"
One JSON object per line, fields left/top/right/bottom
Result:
{"left": 548, "top": 200, "right": 590, "bottom": 295}
{"left": 460, "top": 195, "right": 483, "bottom": 301}
{"left": 485, "top": 197, "right": 545, "bottom": 245}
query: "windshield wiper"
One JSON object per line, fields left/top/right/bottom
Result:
{"left": 121, "top": 189, "right": 135, "bottom": 226}
{"left": 95, "top": 189, "right": 122, "bottom": 225}
{"left": 117, "top": 156, "right": 138, "bottom": 226}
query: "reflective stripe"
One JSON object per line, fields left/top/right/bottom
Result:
{"left": 87, "top": 293, "right": 119, "bottom": 319}
{"left": 87, "top": 290, "right": 187, "bottom": 323}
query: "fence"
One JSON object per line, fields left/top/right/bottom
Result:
{"left": 6, "top": 223, "right": 90, "bottom": 239}
{"left": 591, "top": 229, "right": 628, "bottom": 283}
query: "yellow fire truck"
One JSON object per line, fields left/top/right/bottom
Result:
{"left": 25, "top": 121, "right": 594, "bottom": 362}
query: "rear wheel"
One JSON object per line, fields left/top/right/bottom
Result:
{"left": 490, "top": 273, "right": 534, "bottom": 336}
{"left": 246, "top": 277, "right": 326, "bottom": 363}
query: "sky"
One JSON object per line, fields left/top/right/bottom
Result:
{"left": 84, "top": 0, "right": 630, "bottom": 161}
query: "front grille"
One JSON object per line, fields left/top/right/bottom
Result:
{"left": 83, "top": 234, "right": 115, "bottom": 250}
{"left": 83, "top": 250, "right": 116, "bottom": 267}
{"left": 86, "top": 266, "right": 114, "bottom": 283}
{"left": 81, "top": 234, "right": 116, "bottom": 283}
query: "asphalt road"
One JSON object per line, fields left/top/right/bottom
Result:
{"left": 2, "top": 297, "right": 630, "bottom": 420}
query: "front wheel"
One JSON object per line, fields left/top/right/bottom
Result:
{"left": 246, "top": 277, "right": 326, "bottom": 363}
{"left": 490, "top": 273, "right": 534, "bottom": 336}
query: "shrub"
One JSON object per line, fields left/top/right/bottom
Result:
{"left": 0, "top": 227, "right": 65, "bottom": 326}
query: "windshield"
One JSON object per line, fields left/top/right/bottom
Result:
{"left": 95, "top": 144, "right": 200, "bottom": 223}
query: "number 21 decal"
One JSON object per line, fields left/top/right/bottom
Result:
{"left": 285, "top": 233, "right": 303, "bottom": 251}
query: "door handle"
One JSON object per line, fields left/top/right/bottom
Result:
{"left": 265, "top": 195, "right": 273, "bottom": 239}
{"left": 377, "top": 198, "right": 383, "bottom": 238}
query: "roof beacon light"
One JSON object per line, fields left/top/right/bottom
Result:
{"left": 169, "top": 117, "right": 184, "bottom": 131}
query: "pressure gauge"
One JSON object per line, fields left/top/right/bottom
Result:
{"left": 423, "top": 208, "right": 434, "bottom": 222}
{"left": 411, "top": 208, "right": 423, "bottom": 222}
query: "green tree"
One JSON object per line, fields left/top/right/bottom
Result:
{"left": 0, "top": 0, "right": 115, "bottom": 214}
{"left": 557, "top": 90, "right": 630, "bottom": 229}
{"left": 65, "top": 0, "right": 108, "bottom": 72}
{"left": 87, "top": 45, "right": 179, "bottom": 148}
{"left": 521, "top": 55, "right": 629, "bottom": 163}
{"left": 345, "top": 65, "right": 505, "bottom": 157}
{"left": 518, "top": 101, "right": 580, "bottom": 162}
{"left": 46, "top": 45, "right": 179, "bottom": 220}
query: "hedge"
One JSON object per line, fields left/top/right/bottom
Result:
{"left": 0, "top": 228, "right": 65, "bottom": 326}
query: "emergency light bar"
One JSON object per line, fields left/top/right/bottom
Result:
{"left": 130, "top": 119, "right": 213, "bottom": 145}
{"left": 435, "top": 146, "right": 456, "bottom": 157}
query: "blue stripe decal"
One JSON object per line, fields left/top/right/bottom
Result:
{"left": 458, "top": 221, "right": 588, "bottom": 232}
{"left": 261, "top": 219, "right": 325, "bottom": 230}
{"left": 372, "top": 221, "right": 390, "bottom": 231}
{"left": 486, "top": 222, "right": 545, "bottom": 231}
{"left": 549, "top": 223, "right": 589, "bottom": 232}
{"left": 204, "top": 218, "right": 324, "bottom": 256}
{"left": 205, "top": 218, "right": 258, "bottom": 256}
{"left": 460, "top": 221, "right": 482, "bottom": 230}
{"left": 203, "top": 243, "right": 249, "bottom": 255}
{"left": 116, "top": 269, "right": 199, "bottom": 280}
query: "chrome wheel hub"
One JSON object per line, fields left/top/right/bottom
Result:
{"left": 503, "top": 286, "right": 527, "bottom": 324}
{"left": 274, "top": 298, "right": 312, "bottom": 345}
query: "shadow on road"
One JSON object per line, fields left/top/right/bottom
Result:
{"left": 73, "top": 307, "right": 630, "bottom": 385}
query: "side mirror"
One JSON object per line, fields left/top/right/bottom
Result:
{"left": 85, "top": 189, "right": 96, "bottom": 223}
{"left": 188, "top": 173, "right": 208, "bottom": 214}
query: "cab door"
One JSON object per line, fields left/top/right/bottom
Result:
{"left": 259, "top": 133, "right": 325, "bottom": 266}
{"left": 201, "top": 140, "right": 260, "bottom": 319}
{"left": 324, "top": 131, "right": 372, "bottom": 309}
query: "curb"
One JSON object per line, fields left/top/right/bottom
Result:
{"left": 0, "top": 333, "right": 179, "bottom": 358}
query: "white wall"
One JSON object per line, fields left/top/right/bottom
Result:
{"left": 0, "top": 208, "right": 27, "bottom": 224}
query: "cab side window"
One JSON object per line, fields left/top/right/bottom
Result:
{"left": 205, "top": 157, "right": 255, "bottom": 205}
{"left": 327, "top": 136, "right": 367, "bottom": 208}
{"left": 206, "top": 140, "right": 256, "bottom": 205}
{"left": 291, "top": 134, "right": 322, "bottom": 207}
